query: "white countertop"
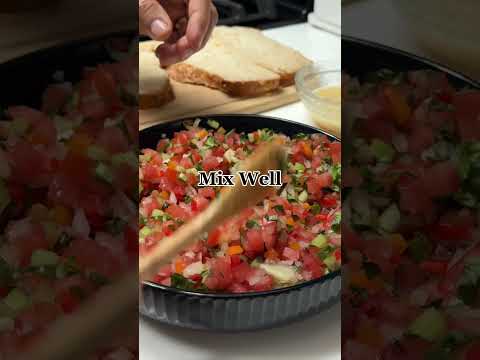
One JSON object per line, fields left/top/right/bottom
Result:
{"left": 139, "top": 22, "right": 341, "bottom": 360}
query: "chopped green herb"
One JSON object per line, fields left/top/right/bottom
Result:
{"left": 246, "top": 220, "right": 259, "bottom": 229}
{"left": 171, "top": 273, "right": 195, "bottom": 290}
{"left": 106, "top": 217, "right": 128, "bottom": 235}
{"left": 53, "top": 232, "right": 73, "bottom": 252}
{"left": 273, "top": 205, "right": 285, "bottom": 214}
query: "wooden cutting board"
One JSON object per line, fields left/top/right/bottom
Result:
{"left": 139, "top": 80, "right": 299, "bottom": 130}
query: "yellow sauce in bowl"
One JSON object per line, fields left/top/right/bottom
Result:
{"left": 309, "top": 85, "right": 341, "bottom": 137}
{"left": 314, "top": 86, "right": 341, "bottom": 104}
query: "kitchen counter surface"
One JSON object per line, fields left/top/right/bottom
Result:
{"left": 139, "top": 22, "right": 341, "bottom": 360}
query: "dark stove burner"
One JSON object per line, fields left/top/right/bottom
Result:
{"left": 214, "top": 0, "right": 313, "bottom": 29}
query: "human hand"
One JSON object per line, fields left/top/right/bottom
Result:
{"left": 139, "top": 0, "right": 218, "bottom": 66}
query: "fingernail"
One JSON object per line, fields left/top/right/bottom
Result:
{"left": 151, "top": 19, "right": 167, "bottom": 38}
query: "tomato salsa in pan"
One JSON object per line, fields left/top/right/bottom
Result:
{"left": 343, "top": 69, "right": 480, "bottom": 359}
{"left": 139, "top": 120, "right": 341, "bottom": 293}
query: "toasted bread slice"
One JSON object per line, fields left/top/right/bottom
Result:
{"left": 167, "top": 39, "right": 280, "bottom": 97}
{"left": 139, "top": 50, "right": 174, "bottom": 109}
{"left": 212, "top": 26, "right": 312, "bottom": 86}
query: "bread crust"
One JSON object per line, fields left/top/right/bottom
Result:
{"left": 167, "top": 64, "right": 280, "bottom": 97}
{"left": 139, "top": 84, "right": 175, "bottom": 109}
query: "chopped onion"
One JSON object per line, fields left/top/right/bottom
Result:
{"left": 72, "top": 208, "right": 90, "bottom": 238}
{"left": 183, "top": 261, "right": 205, "bottom": 277}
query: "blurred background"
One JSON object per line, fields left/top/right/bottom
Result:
{"left": 0, "top": 0, "right": 135, "bottom": 62}
{"left": 343, "top": 0, "right": 480, "bottom": 80}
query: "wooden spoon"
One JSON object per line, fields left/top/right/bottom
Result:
{"left": 16, "top": 139, "right": 286, "bottom": 360}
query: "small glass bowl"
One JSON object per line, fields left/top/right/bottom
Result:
{"left": 295, "top": 63, "right": 341, "bottom": 137}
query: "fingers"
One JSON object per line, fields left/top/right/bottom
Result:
{"left": 156, "top": 1, "right": 218, "bottom": 66}
{"left": 184, "top": 0, "right": 213, "bottom": 52}
{"left": 201, "top": 4, "right": 218, "bottom": 49}
{"left": 139, "top": 0, "right": 173, "bottom": 41}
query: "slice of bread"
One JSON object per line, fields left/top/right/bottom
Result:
{"left": 167, "top": 26, "right": 311, "bottom": 96}
{"left": 167, "top": 40, "right": 280, "bottom": 97}
{"left": 212, "top": 26, "right": 312, "bottom": 86}
{"left": 139, "top": 49, "right": 174, "bottom": 109}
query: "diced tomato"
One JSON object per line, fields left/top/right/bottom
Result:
{"left": 419, "top": 260, "right": 448, "bottom": 274}
{"left": 56, "top": 290, "right": 80, "bottom": 314}
{"left": 42, "top": 84, "right": 71, "bottom": 113}
{"left": 244, "top": 229, "right": 264, "bottom": 254}
{"left": 91, "top": 66, "right": 118, "bottom": 101}
{"left": 191, "top": 149, "right": 202, "bottom": 163}
{"left": 156, "top": 139, "right": 169, "bottom": 152}
{"left": 165, "top": 204, "right": 189, "bottom": 221}
{"left": 232, "top": 262, "right": 251, "bottom": 283}
{"left": 429, "top": 223, "right": 473, "bottom": 243}
{"left": 79, "top": 100, "right": 111, "bottom": 121}
{"left": 262, "top": 222, "right": 277, "bottom": 250}
{"left": 198, "top": 187, "right": 216, "bottom": 199}
{"left": 321, "top": 194, "right": 338, "bottom": 208}
{"left": 283, "top": 247, "right": 300, "bottom": 261}
{"left": 423, "top": 161, "right": 460, "bottom": 198}
{"left": 202, "top": 156, "right": 220, "bottom": 172}
{"left": 204, "top": 258, "right": 232, "bottom": 290}
{"left": 207, "top": 228, "right": 222, "bottom": 247}
{"left": 307, "top": 173, "right": 333, "bottom": 194}
{"left": 453, "top": 92, "right": 480, "bottom": 141}
{"left": 179, "top": 157, "right": 193, "bottom": 169}
{"left": 96, "top": 126, "right": 129, "bottom": 154}
{"left": 191, "top": 196, "right": 209, "bottom": 212}
{"left": 330, "top": 142, "right": 341, "bottom": 164}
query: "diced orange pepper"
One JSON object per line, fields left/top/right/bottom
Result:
{"left": 160, "top": 191, "right": 169, "bottom": 200}
{"left": 30, "top": 203, "right": 50, "bottom": 222}
{"left": 265, "top": 248, "right": 279, "bottom": 260}
{"left": 167, "top": 160, "right": 177, "bottom": 170}
{"left": 349, "top": 270, "right": 383, "bottom": 292}
{"left": 391, "top": 233, "right": 407, "bottom": 255}
{"left": 196, "top": 129, "right": 208, "bottom": 139}
{"left": 384, "top": 86, "right": 411, "bottom": 126}
{"left": 286, "top": 217, "right": 295, "bottom": 226}
{"left": 227, "top": 245, "right": 244, "bottom": 256}
{"left": 50, "top": 205, "right": 73, "bottom": 226}
{"left": 68, "top": 133, "right": 92, "bottom": 155}
{"left": 28, "top": 132, "right": 50, "bottom": 146}
{"left": 290, "top": 242, "right": 301, "bottom": 251}
{"left": 175, "top": 259, "right": 187, "bottom": 274}
{"left": 303, "top": 203, "right": 311, "bottom": 210}
{"left": 356, "top": 323, "right": 385, "bottom": 348}
{"left": 302, "top": 143, "right": 313, "bottom": 159}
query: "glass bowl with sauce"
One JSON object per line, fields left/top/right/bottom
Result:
{"left": 295, "top": 64, "right": 341, "bottom": 138}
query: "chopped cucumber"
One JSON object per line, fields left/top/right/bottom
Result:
{"left": 408, "top": 307, "right": 447, "bottom": 342}
{"left": 323, "top": 255, "right": 337, "bottom": 271}
{"left": 259, "top": 264, "right": 298, "bottom": 284}
{"left": 298, "top": 190, "right": 309, "bottom": 202}
{"left": 371, "top": 139, "right": 395, "bottom": 163}
{"left": 139, "top": 226, "right": 152, "bottom": 239}
{"left": 95, "top": 163, "right": 114, "bottom": 184}
{"left": 312, "top": 234, "right": 328, "bottom": 249}
{"left": 294, "top": 163, "right": 305, "bottom": 173}
{"left": 207, "top": 119, "right": 220, "bottom": 129}
{"left": 31, "top": 249, "right": 59, "bottom": 267}
{"left": 378, "top": 203, "right": 401, "bottom": 232}
{"left": 4, "top": 289, "right": 29, "bottom": 312}
{"left": 0, "top": 317, "right": 14, "bottom": 332}
{"left": 112, "top": 152, "right": 137, "bottom": 168}
{"left": 11, "top": 118, "right": 30, "bottom": 136}
{"left": 87, "top": 146, "right": 108, "bottom": 161}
